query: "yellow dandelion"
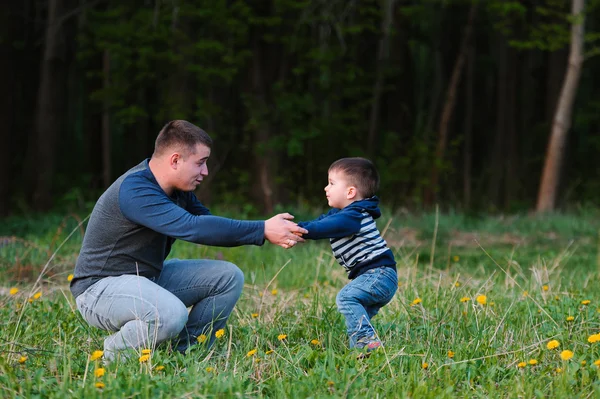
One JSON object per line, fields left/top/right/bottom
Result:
{"left": 582, "top": 300, "right": 591, "bottom": 305}
{"left": 555, "top": 295, "right": 559, "bottom": 301}
{"left": 33, "top": 292, "right": 42, "bottom": 300}
{"left": 522, "top": 291, "right": 528, "bottom": 297}
{"left": 254, "top": 357, "right": 261, "bottom": 363}
{"left": 67, "top": 274, "right": 74, "bottom": 282}
{"left": 95, "top": 382, "right": 105, "bottom": 389}
{"left": 9, "top": 287, "right": 18, "bottom": 295}
{"left": 95, "top": 368, "right": 105, "bottom": 378}
{"left": 90, "top": 350, "right": 104, "bottom": 361}
{"left": 141, "top": 349, "right": 151, "bottom": 355}
{"left": 560, "top": 350, "right": 574, "bottom": 361}
{"left": 311, "top": 339, "right": 321, "bottom": 345}
{"left": 476, "top": 295, "right": 487, "bottom": 305}
{"left": 460, "top": 297, "right": 470, "bottom": 303}
{"left": 155, "top": 365, "right": 165, "bottom": 371}
{"left": 197, "top": 334, "right": 207, "bottom": 343}
{"left": 265, "top": 350, "right": 274, "bottom": 355}
{"left": 528, "top": 359, "right": 538, "bottom": 365}
{"left": 327, "top": 381, "right": 335, "bottom": 387}
{"left": 453, "top": 256, "right": 460, "bottom": 262}
{"left": 581, "top": 360, "right": 587, "bottom": 366}
{"left": 246, "top": 349, "right": 257, "bottom": 357}
{"left": 271, "top": 289, "right": 278, "bottom": 295}
{"left": 447, "top": 350, "right": 455, "bottom": 358}
{"left": 517, "top": 362, "right": 526, "bottom": 368}
{"left": 277, "top": 334, "right": 287, "bottom": 341}
{"left": 206, "top": 366, "right": 214, "bottom": 372}
{"left": 542, "top": 285, "right": 549, "bottom": 291}
{"left": 566, "top": 316, "right": 574, "bottom": 321}
{"left": 454, "top": 282, "right": 460, "bottom": 287}
{"left": 556, "top": 367, "right": 563, "bottom": 373}
{"left": 588, "top": 333, "right": 600, "bottom": 343}
{"left": 422, "top": 362, "right": 429, "bottom": 369}
{"left": 139, "top": 354, "right": 150, "bottom": 363}
{"left": 410, "top": 298, "right": 422, "bottom": 306}
{"left": 259, "top": 292, "right": 263, "bottom": 297}
{"left": 594, "top": 360, "right": 600, "bottom": 367}
{"left": 215, "top": 329, "right": 225, "bottom": 339}
{"left": 18, "top": 356, "right": 27, "bottom": 364}
{"left": 251, "top": 313, "right": 259, "bottom": 318}
{"left": 397, "top": 281, "right": 402, "bottom": 287}
{"left": 547, "top": 340, "right": 560, "bottom": 350}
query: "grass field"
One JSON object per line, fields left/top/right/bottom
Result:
{"left": 1, "top": 208, "right": 600, "bottom": 398}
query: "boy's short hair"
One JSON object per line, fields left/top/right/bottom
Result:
{"left": 329, "top": 157, "right": 379, "bottom": 198}
{"left": 154, "top": 120, "right": 213, "bottom": 157}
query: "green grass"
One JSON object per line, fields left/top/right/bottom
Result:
{"left": 1, "top": 211, "right": 600, "bottom": 397}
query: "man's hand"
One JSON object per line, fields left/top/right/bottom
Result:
{"left": 264, "top": 213, "right": 308, "bottom": 249}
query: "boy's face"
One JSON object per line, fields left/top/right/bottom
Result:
{"left": 325, "top": 170, "right": 355, "bottom": 209}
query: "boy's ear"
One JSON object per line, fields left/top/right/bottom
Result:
{"left": 347, "top": 186, "right": 357, "bottom": 199}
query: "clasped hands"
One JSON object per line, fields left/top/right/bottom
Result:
{"left": 264, "top": 213, "right": 308, "bottom": 249}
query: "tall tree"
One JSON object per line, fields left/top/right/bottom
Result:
{"left": 536, "top": 0, "right": 585, "bottom": 212}
{"left": 425, "top": 2, "right": 477, "bottom": 206}
{"left": 367, "top": 0, "right": 397, "bottom": 157}
{"left": 23, "top": 0, "right": 71, "bottom": 210}
{"left": 0, "top": 0, "right": 23, "bottom": 215}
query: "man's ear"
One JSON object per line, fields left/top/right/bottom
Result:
{"left": 169, "top": 152, "right": 181, "bottom": 169}
{"left": 347, "top": 186, "right": 357, "bottom": 200}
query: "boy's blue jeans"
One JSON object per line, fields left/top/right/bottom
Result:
{"left": 336, "top": 266, "right": 397, "bottom": 348}
{"left": 75, "top": 259, "right": 244, "bottom": 359}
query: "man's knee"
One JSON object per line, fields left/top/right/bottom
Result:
{"left": 156, "top": 299, "right": 188, "bottom": 340}
{"left": 221, "top": 262, "right": 244, "bottom": 295}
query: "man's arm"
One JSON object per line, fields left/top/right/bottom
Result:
{"left": 120, "top": 176, "right": 263, "bottom": 247}
{"left": 183, "top": 191, "right": 212, "bottom": 215}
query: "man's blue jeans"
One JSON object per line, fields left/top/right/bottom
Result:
{"left": 336, "top": 266, "right": 397, "bottom": 348}
{"left": 75, "top": 259, "right": 244, "bottom": 359}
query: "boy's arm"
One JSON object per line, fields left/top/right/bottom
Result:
{"left": 297, "top": 208, "right": 363, "bottom": 239}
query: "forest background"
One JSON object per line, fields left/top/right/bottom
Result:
{"left": 1, "top": 0, "right": 599, "bottom": 218}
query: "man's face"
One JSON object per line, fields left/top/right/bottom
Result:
{"left": 324, "top": 170, "right": 352, "bottom": 209}
{"left": 175, "top": 143, "right": 211, "bottom": 192}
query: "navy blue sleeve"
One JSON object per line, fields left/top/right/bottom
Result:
{"left": 182, "top": 191, "right": 212, "bottom": 215}
{"left": 119, "top": 175, "right": 264, "bottom": 247}
{"left": 297, "top": 208, "right": 363, "bottom": 239}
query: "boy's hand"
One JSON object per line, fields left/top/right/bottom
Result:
{"left": 264, "top": 213, "right": 308, "bottom": 249}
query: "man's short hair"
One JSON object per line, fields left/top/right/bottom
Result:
{"left": 153, "top": 120, "right": 213, "bottom": 157}
{"left": 329, "top": 157, "right": 379, "bottom": 198}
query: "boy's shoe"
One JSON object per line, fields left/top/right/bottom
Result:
{"left": 355, "top": 337, "right": 382, "bottom": 359}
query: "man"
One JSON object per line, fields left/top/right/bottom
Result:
{"left": 70, "top": 120, "right": 307, "bottom": 360}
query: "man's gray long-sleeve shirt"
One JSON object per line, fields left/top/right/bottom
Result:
{"left": 70, "top": 159, "right": 265, "bottom": 298}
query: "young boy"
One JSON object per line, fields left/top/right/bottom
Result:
{"left": 298, "top": 157, "right": 397, "bottom": 353}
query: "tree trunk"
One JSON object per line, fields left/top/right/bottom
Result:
{"left": 23, "top": 0, "right": 69, "bottom": 210}
{"left": 463, "top": 45, "right": 474, "bottom": 210}
{"left": 503, "top": 47, "right": 518, "bottom": 210}
{"left": 0, "top": 0, "right": 22, "bottom": 215}
{"left": 102, "top": 49, "right": 111, "bottom": 188}
{"left": 248, "top": 26, "right": 276, "bottom": 214}
{"left": 367, "top": 0, "right": 396, "bottom": 157}
{"left": 536, "top": 0, "right": 585, "bottom": 213}
{"left": 425, "top": 3, "right": 477, "bottom": 206}
{"left": 488, "top": 34, "right": 508, "bottom": 207}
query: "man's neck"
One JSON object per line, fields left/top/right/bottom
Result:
{"left": 148, "top": 157, "right": 174, "bottom": 196}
